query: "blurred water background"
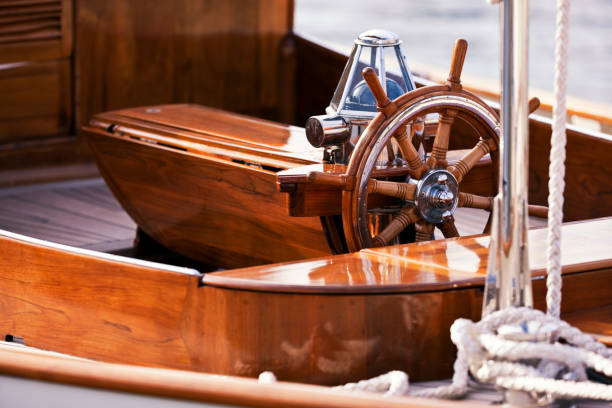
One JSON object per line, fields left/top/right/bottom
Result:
{"left": 295, "top": 0, "right": 612, "bottom": 105}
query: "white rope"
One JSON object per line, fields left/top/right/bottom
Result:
{"left": 330, "top": 308, "right": 612, "bottom": 401}
{"left": 546, "top": 0, "right": 570, "bottom": 319}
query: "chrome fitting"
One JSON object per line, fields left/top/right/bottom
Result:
{"left": 415, "top": 169, "right": 459, "bottom": 223}
{"left": 305, "top": 115, "right": 351, "bottom": 148}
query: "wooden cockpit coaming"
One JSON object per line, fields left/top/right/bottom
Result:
{"left": 0, "top": 218, "right": 610, "bottom": 385}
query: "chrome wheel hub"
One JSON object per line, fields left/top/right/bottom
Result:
{"left": 414, "top": 169, "right": 459, "bottom": 223}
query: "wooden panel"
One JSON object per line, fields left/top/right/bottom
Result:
{"left": 0, "top": 228, "right": 481, "bottom": 384}
{"left": 0, "top": 59, "right": 71, "bottom": 142}
{"left": 195, "top": 268, "right": 610, "bottom": 383}
{"left": 562, "top": 305, "right": 612, "bottom": 346}
{"left": 0, "top": 0, "right": 72, "bottom": 63}
{"left": 528, "top": 119, "right": 612, "bottom": 221}
{"left": 0, "top": 0, "right": 73, "bottom": 146}
{"left": 76, "top": 0, "right": 293, "bottom": 128}
{"left": 294, "top": 35, "right": 347, "bottom": 127}
{"left": 86, "top": 129, "right": 330, "bottom": 268}
{"left": 0, "top": 232, "right": 202, "bottom": 370}
{"left": 193, "top": 284, "right": 483, "bottom": 383}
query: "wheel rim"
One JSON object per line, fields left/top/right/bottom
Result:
{"left": 342, "top": 89, "right": 500, "bottom": 251}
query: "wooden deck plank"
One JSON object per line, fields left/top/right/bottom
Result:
{"left": 0, "top": 178, "right": 136, "bottom": 250}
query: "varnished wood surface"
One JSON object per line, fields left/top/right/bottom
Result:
{"left": 0, "top": 229, "right": 204, "bottom": 371}
{"left": 0, "top": 178, "right": 136, "bottom": 252}
{"left": 85, "top": 125, "right": 330, "bottom": 268}
{"left": 0, "top": 344, "right": 485, "bottom": 408}
{"left": 0, "top": 58, "right": 71, "bottom": 143}
{"left": 563, "top": 306, "right": 612, "bottom": 346}
{"left": 203, "top": 217, "right": 612, "bottom": 293}
{"left": 99, "top": 104, "right": 313, "bottom": 154}
{"left": 2, "top": 0, "right": 295, "bottom": 180}
{"left": 0, "top": 219, "right": 609, "bottom": 385}
{"left": 528, "top": 118, "right": 612, "bottom": 221}
{"left": 277, "top": 150, "right": 495, "bottom": 217}
{"left": 294, "top": 34, "right": 612, "bottom": 224}
{"left": 0, "top": 0, "right": 72, "bottom": 64}
{"left": 0, "top": 228, "right": 480, "bottom": 382}
{"left": 76, "top": 0, "right": 293, "bottom": 130}
{"left": 1, "top": 224, "right": 609, "bottom": 385}
{"left": 88, "top": 104, "right": 322, "bottom": 167}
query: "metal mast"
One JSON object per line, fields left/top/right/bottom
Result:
{"left": 483, "top": 0, "right": 533, "bottom": 316}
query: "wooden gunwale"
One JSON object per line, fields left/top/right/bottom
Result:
{"left": 0, "top": 228, "right": 200, "bottom": 276}
{"left": 0, "top": 344, "right": 484, "bottom": 408}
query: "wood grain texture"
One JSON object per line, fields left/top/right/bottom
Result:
{"left": 293, "top": 34, "right": 612, "bottom": 224}
{"left": 0, "top": 0, "right": 72, "bottom": 64}
{"left": 0, "top": 232, "right": 202, "bottom": 370}
{"left": 0, "top": 345, "right": 486, "bottom": 408}
{"left": 0, "top": 178, "right": 136, "bottom": 250}
{"left": 0, "top": 219, "right": 609, "bottom": 386}
{"left": 204, "top": 217, "right": 612, "bottom": 294}
{"left": 85, "top": 127, "right": 330, "bottom": 268}
{"left": 0, "top": 58, "right": 71, "bottom": 143}
{"left": 90, "top": 104, "right": 321, "bottom": 166}
{"left": 562, "top": 306, "right": 612, "bottom": 346}
{"left": 76, "top": 0, "right": 293, "bottom": 129}
{"left": 528, "top": 119, "right": 612, "bottom": 221}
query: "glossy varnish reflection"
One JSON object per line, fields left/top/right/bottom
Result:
{"left": 0, "top": 219, "right": 610, "bottom": 385}
{"left": 1, "top": 219, "right": 610, "bottom": 385}
{"left": 205, "top": 217, "right": 612, "bottom": 293}
{"left": 84, "top": 105, "right": 330, "bottom": 268}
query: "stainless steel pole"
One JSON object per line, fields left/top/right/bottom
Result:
{"left": 482, "top": 0, "right": 533, "bottom": 316}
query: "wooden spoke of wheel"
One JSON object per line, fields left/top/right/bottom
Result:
{"left": 427, "top": 108, "right": 457, "bottom": 169}
{"left": 448, "top": 138, "right": 495, "bottom": 183}
{"left": 372, "top": 206, "right": 420, "bottom": 248}
{"left": 385, "top": 142, "right": 396, "bottom": 163}
{"left": 425, "top": 38, "right": 467, "bottom": 169}
{"left": 458, "top": 192, "right": 494, "bottom": 211}
{"left": 415, "top": 220, "right": 435, "bottom": 242}
{"left": 362, "top": 67, "right": 395, "bottom": 116}
{"left": 394, "top": 125, "right": 429, "bottom": 178}
{"left": 368, "top": 179, "right": 416, "bottom": 201}
{"left": 459, "top": 192, "right": 549, "bottom": 219}
{"left": 362, "top": 67, "right": 429, "bottom": 179}
{"left": 437, "top": 216, "right": 459, "bottom": 238}
{"left": 528, "top": 204, "right": 548, "bottom": 218}
{"left": 446, "top": 38, "right": 467, "bottom": 91}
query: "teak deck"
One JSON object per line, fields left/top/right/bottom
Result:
{"left": 0, "top": 178, "right": 136, "bottom": 252}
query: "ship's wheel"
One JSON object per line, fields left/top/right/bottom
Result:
{"left": 277, "top": 39, "right": 545, "bottom": 253}
{"left": 342, "top": 39, "right": 503, "bottom": 251}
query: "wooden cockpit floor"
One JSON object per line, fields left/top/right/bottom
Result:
{"left": 0, "top": 178, "right": 137, "bottom": 253}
